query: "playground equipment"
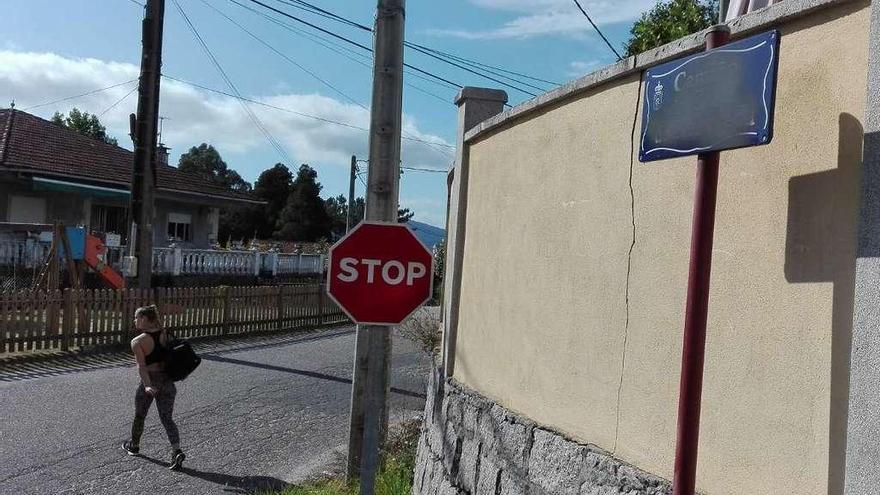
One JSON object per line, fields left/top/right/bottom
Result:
{"left": 30, "top": 223, "right": 125, "bottom": 290}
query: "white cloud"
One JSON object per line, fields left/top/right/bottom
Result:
{"left": 0, "top": 50, "right": 454, "bottom": 179}
{"left": 567, "top": 59, "right": 601, "bottom": 77}
{"left": 426, "top": 0, "right": 654, "bottom": 40}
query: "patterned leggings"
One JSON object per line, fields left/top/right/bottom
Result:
{"left": 130, "top": 371, "right": 180, "bottom": 447}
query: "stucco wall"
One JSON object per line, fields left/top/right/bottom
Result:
{"left": 452, "top": 2, "right": 870, "bottom": 494}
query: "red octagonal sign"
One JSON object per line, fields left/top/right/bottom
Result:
{"left": 327, "top": 222, "right": 434, "bottom": 325}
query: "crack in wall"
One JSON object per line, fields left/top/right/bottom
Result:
{"left": 613, "top": 61, "right": 643, "bottom": 455}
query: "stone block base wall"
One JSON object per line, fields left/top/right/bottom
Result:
{"left": 413, "top": 367, "right": 672, "bottom": 495}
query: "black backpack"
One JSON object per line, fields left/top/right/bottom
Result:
{"left": 165, "top": 335, "right": 201, "bottom": 382}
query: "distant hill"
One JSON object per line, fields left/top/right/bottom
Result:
{"left": 407, "top": 220, "right": 445, "bottom": 249}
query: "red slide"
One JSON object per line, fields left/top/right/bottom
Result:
{"left": 85, "top": 235, "right": 125, "bottom": 289}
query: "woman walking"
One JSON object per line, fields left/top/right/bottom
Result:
{"left": 122, "top": 305, "right": 186, "bottom": 470}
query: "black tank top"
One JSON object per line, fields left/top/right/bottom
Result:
{"left": 144, "top": 331, "right": 168, "bottom": 365}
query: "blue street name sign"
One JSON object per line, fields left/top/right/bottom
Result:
{"left": 639, "top": 30, "right": 780, "bottom": 162}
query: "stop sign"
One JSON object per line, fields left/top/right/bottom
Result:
{"left": 327, "top": 222, "right": 434, "bottom": 325}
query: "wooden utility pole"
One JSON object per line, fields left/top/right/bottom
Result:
{"left": 128, "top": 0, "right": 165, "bottom": 289}
{"left": 346, "top": 1, "right": 405, "bottom": 494}
{"left": 346, "top": 155, "right": 357, "bottom": 233}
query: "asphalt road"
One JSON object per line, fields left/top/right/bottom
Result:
{"left": 0, "top": 326, "right": 431, "bottom": 494}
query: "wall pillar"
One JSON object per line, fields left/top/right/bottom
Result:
{"left": 442, "top": 87, "right": 507, "bottom": 378}
{"left": 208, "top": 207, "right": 220, "bottom": 245}
{"left": 845, "top": 2, "right": 880, "bottom": 493}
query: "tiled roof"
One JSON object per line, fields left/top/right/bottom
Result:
{"left": 0, "top": 108, "right": 260, "bottom": 203}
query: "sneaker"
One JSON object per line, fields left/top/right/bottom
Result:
{"left": 122, "top": 441, "right": 140, "bottom": 456}
{"left": 169, "top": 449, "right": 186, "bottom": 471}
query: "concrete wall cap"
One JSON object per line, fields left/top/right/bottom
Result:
{"left": 455, "top": 87, "right": 509, "bottom": 107}
{"left": 463, "top": 0, "right": 863, "bottom": 144}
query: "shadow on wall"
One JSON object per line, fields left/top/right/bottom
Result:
{"left": 784, "top": 113, "right": 863, "bottom": 495}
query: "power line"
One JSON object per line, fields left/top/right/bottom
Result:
{"left": 404, "top": 42, "right": 538, "bottom": 97}
{"left": 127, "top": 0, "right": 145, "bottom": 7}
{"left": 212, "top": 0, "right": 453, "bottom": 157}
{"left": 200, "top": 0, "right": 367, "bottom": 110}
{"left": 228, "top": 0, "right": 459, "bottom": 99}
{"left": 98, "top": 84, "right": 139, "bottom": 117}
{"left": 406, "top": 42, "right": 560, "bottom": 87}
{"left": 571, "top": 0, "right": 623, "bottom": 61}
{"left": 20, "top": 79, "right": 139, "bottom": 111}
{"left": 161, "top": 75, "right": 455, "bottom": 152}
{"left": 172, "top": 0, "right": 294, "bottom": 165}
{"left": 243, "top": 0, "right": 465, "bottom": 90}
{"left": 406, "top": 41, "right": 560, "bottom": 91}
{"left": 401, "top": 165, "right": 448, "bottom": 173}
{"left": 270, "top": 0, "right": 555, "bottom": 92}
{"left": 164, "top": 75, "right": 365, "bottom": 128}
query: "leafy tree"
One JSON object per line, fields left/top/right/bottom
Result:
{"left": 177, "top": 144, "right": 256, "bottom": 241}
{"left": 274, "top": 164, "right": 332, "bottom": 241}
{"left": 51, "top": 107, "right": 118, "bottom": 146}
{"left": 350, "top": 197, "right": 365, "bottom": 225}
{"left": 253, "top": 163, "right": 293, "bottom": 239}
{"left": 623, "top": 0, "right": 718, "bottom": 57}
{"left": 218, "top": 207, "right": 261, "bottom": 243}
{"left": 178, "top": 143, "right": 252, "bottom": 192}
{"left": 397, "top": 208, "right": 414, "bottom": 223}
{"left": 325, "top": 195, "right": 349, "bottom": 239}
{"left": 325, "top": 194, "right": 413, "bottom": 237}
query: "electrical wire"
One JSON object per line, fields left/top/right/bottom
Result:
{"left": 20, "top": 79, "right": 139, "bottom": 111}
{"left": 401, "top": 166, "right": 447, "bottom": 173}
{"left": 406, "top": 43, "right": 549, "bottom": 92}
{"left": 244, "top": 0, "right": 464, "bottom": 90}
{"left": 207, "top": 0, "right": 453, "bottom": 157}
{"left": 405, "top": 42, "right": 560, "bottom": 87}
{"left": 404, "top": 43, "right": 537, "bottom": 97}
{"left": 200, "top": 0, "right": 367, "bottom": 110}
{"left": 98, "top": 84, "right": 139, "bottom": 117}
{"left": 572, "top": 0, "right": 623, "bottom": 61}
{"left": 172, "top": 0, "right": 294, "bottom": 165}
{"left": 231, "top": 0, "right": 458, "bottom": 93}
{"left": 161, "top": 75, "right": 455, "bottom": 152}
{"left": 283, "top": 0, "right": 544, "bottom": 95}
{"left": 272, "top": 0, "right": 557, "bottom": 90}
{"left": 127, "top": 0, "right": 145, "bottom": 7}
{"left": 226, "top": 0, "right": 457, "bottom": 104}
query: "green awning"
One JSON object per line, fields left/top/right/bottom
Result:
{"left": 32, "top": 177, "right": 130, "bottom": 199}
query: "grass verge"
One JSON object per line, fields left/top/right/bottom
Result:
{"left": 264, "top": 419, "right": 422, "bottom": 495}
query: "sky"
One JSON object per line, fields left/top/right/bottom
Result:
{"left": 0, "top": 0, "right": 656, "bottom": 227}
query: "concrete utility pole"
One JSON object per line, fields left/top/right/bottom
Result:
{"left": 128, "top": 0, "right": 165, "bottom": 289}
{"left": 718, "top": 0, "right": 730, "bottom": 22}
{"left": 346, "top": 1, "right": 405, "bottom": 493}
{"left": 346, "top": 155, "right": 357, "bottom": 233}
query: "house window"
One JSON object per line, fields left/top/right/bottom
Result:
{"left": 90, "top": 204, "right": 128, "bottom": 236}
{"left": 8, "top": 195, "right": 47, "bottom": 223}
{"left": 167, "top": 212, "right": 192, "bottom": 242}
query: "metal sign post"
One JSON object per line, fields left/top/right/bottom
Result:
{"left": 636, "top": 24, "right": 780, "bottom": 495}
{"left": 671, "top": 25, "right": 729, "bottom": 495}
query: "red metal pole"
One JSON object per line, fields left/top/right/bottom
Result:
{"left": 671, "top": 24, "right": 730, "bottom": 495}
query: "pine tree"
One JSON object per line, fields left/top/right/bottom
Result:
{"left": 274, "top": 164, "right": 332, "bottom": 241}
